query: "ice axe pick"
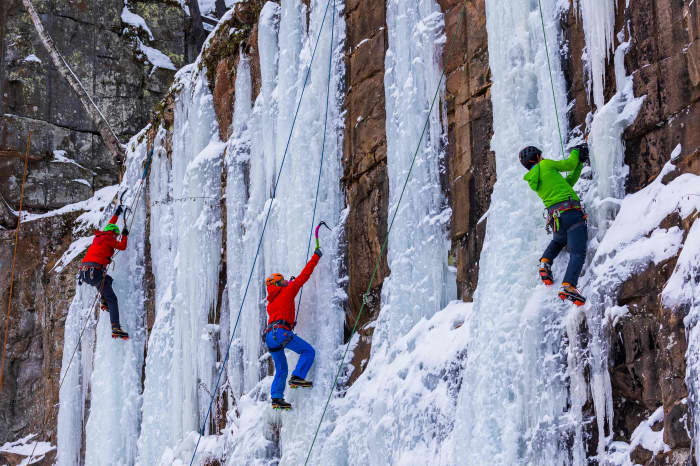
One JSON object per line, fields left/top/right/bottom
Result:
{"left": 315, "top": 221, "right": 331, "bottom": 249}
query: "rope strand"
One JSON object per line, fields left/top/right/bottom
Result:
{"left": 303, "top": 3, "right": 468, "bottom": 463}
{"left": 296, "top": 0, "right": 337, "bottom": 324}
{"left": 537, "top": 0, "right": 566, "bottom": 158}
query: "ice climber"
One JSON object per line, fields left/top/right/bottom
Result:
{"left": 520, "top": 143, "right": 590, "bottom": 306}
{"left": 263, "top": 248, "right": 323, "bottom": 410}
{"left": 79, "top": 205, "right": 130, "bottom": 340}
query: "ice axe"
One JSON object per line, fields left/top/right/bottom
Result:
{"left": 314, "top": 221, "right": 331, "bottom": 249}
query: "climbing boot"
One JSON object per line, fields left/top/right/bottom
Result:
{"left": 100, "top": 299, "right": 109, "bottom": 312}
{"left": 111, "top": 327, "right": 130, "bottom": 340}
{"left": 558, "top": 283, "right": 586, "bottom": 307}
{"left": 288, "top": 376, "right": 313, "bottom": 389}
{"left": 539, "top": 258, "right": 553, "bottom": 286}
{"left": 271, "top": 398, "right": 292, "bottom": 410}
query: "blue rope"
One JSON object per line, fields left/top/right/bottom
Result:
{"left": 189, "top": 1, "right": 334, "bottom": 463}
{"left": 296, "top": 0, "right": 336, "bottom": 323}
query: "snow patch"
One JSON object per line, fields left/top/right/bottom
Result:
{"left": 22, "top": 53, "right": 42, "bottom": 64}
{"left": 122, "top": 5, "right": 154, "bottom": 40}
{"left": 0, "top": 434, "right": 55, "bottom": 465}
{"left": 138, "top": 39, "right": 177, "bottom": 73}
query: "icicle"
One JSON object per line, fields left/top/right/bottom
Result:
{"left": 576, "top": 0, "right": 617, "bottom": 108}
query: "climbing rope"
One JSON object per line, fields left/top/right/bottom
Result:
{"left": 537, "top": 0, "right": 566, "bottom": 158}
{"left": 189, "top": 0, "right": 335, "bottom": 463}
{"left": 0, "top": 133, "right": 31, "bottom": 394}
{"left": 303, "top": 4, "right": 468, "bottom": 464}
{"left": 295, "top": 0, "right": 336, "bottom": 324}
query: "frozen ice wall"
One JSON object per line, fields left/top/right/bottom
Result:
{"left": 372, "top": 0, "right": 455, "bottom": 353}
{"left": 84, "top": 138, "right": 149, "bottom": 465}
{"left": 452, "top": 0, "right": 578, "bottom": 464}
{"left": 221, "top": 0, "right": 347, "bottom": 464}
{"left": 56, "top": 286, "right": 96, "bottom": 466}
{"left": 136, "top": 64, "right": 226, "bottom": 465}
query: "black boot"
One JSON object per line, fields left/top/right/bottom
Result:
{"left": 289, "top": 375, "right": 313, "bottom": 389}
{"left": 272, "top": 398, "right": 292, "bottom": 410}
{"left": 558, "top": 283, "right": 586, "bottom": 307}
{"left": 539, "top": 259, "right": 553, "bottom": 286}
{"left": 112, "top": 326, "right": 129, "bottom": 340}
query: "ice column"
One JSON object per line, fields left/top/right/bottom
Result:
{"left": 56, "top": 286, "right": 96, "bottom": 466}
{"left": 136, "top": 65, "right": 225, "bottom": 464}
{"left": 373, "top": 0, "right": 455, "bottom": 353}
{"left": 225, "top": 0, "right": 346, "bottom": 463}
{"left": 453, "top": 0, "right": 575, "bottom": 464}
{"left": 84, "top": 138, "right": 149, "bottom": 465}
{"left": 576, "top": 0, "right": 617, "bottom": 108}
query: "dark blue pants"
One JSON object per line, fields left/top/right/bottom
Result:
{"left": 80, "top": 268, "right": 120, "bottom": 328}
{"left": 542, "top": 209, "right": 588, "bottom": 287}
{"left": 265, "top": 328, "right": 315, "bottom": 399}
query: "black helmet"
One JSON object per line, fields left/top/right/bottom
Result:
{"left": 519, "top": 146, "right": 542, "bottom": 169}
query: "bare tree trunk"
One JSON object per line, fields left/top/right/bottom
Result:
{"left": 186, "top": 0, "right": 208, "bottom": 53}
{"left": 21, "top": 0, "right": 125, "bottom": 161}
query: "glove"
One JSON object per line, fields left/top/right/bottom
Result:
{"left": 314, "top": 248, "right": 323, "bottom": 258}
{"left": 114, "top": 205, "right": 124, "bottom": 217}
{"left": 122, "top": 226, "right": 129, "bottom": 236}
{"left": 573, "top": 143, "right": 589, "bottom": 164}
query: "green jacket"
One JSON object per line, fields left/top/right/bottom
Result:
{"left": 523, "top": 148, "right": 583, "bottom": 207}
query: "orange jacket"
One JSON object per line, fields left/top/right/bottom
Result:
{"left": 266, "top": 253, "right": 320, "bottom": 325}
{"left": 82, "top": 215, "right": 127, "bottom": 266}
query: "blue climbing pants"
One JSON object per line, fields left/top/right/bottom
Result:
{"left": 542, "top": 209, "right": 588, "bottom": 287}
{"left": 265, "top": 328, "right": 315, "bottom": 399}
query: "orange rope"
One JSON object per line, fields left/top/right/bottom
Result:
{"left": 0, "top": 133, "right": 31, "bottom": 393}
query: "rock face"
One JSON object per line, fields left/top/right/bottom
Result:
{"left": 564, "top": 0, "right": 700, "bottom": 462}
{"left": 341, "top": 0, "right": 390, "bottom": 379}
{"left": 0, "top": 0, "right": 197, "bottom": 450}
{"left": 439, "top": 0, "right": 494, "bottom": 301}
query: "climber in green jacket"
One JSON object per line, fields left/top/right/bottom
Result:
{"left": 520, "top": 143, "right": 590, "bottom": 306}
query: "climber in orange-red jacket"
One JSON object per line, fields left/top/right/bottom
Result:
{"left": 79, "top": 205, "right": 129, "bottom": 340}
{"left": 263, "top": 249, "right": 322, "bottom": 410}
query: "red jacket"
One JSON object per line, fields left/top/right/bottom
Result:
{"left": 82, "top": 215, "right": 128, "bottom": 266}
{"left": 266, "top": 254, "right": 320, "bottom": 325}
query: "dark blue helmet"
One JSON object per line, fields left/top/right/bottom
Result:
{"left": 519, "top": 146, "right": 542, "bottom": 169}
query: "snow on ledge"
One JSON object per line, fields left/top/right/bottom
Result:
{"left": 0, "top": 433, "right": 55, "bottom": 464}
{"left": 121, "top": 5, "right": 154, "bottom": 40}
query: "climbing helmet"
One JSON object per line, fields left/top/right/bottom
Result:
{"left": 519, "top": 146, "right": 542, "bottom": 170}
{"left": 104, "top": 223, "right": 120, "bottom": 234}
{"left": 266, "top": 273, "right": 284, "bottom": 286}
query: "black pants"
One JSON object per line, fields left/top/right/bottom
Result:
{"left": 542, "top": 209, "right": 587, "bottom": 287}
{"left": 80, "top": 268, "right": 120, "bottom": 328}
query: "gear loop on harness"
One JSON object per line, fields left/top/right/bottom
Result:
{"left": 262, "top": 320, "right": 295, "bottom": 353}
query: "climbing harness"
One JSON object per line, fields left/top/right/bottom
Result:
{"left": 190, "top": 1, "right": 336, "bottom": 463}
{"left": 262, "top": 320, "right": 295, "bottom": 353}
{"left": 544, "top": 198, "right": 587, "bottom": 233}
{"left": 0, "top": 133, "right": 30, "bottom": 394}
{"left": 303, "top": 3, "right": 469, "bottom": 464}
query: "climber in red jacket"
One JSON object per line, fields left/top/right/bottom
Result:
{"left": 263, "top": 249, "right": 322, "bottom": 410}
{"left": 79, "top": 205, "right": 129, "bottom": 340}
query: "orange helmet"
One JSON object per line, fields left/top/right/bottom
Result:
{"left": 266, "top": 273, "right": 284, "bottom": 286}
